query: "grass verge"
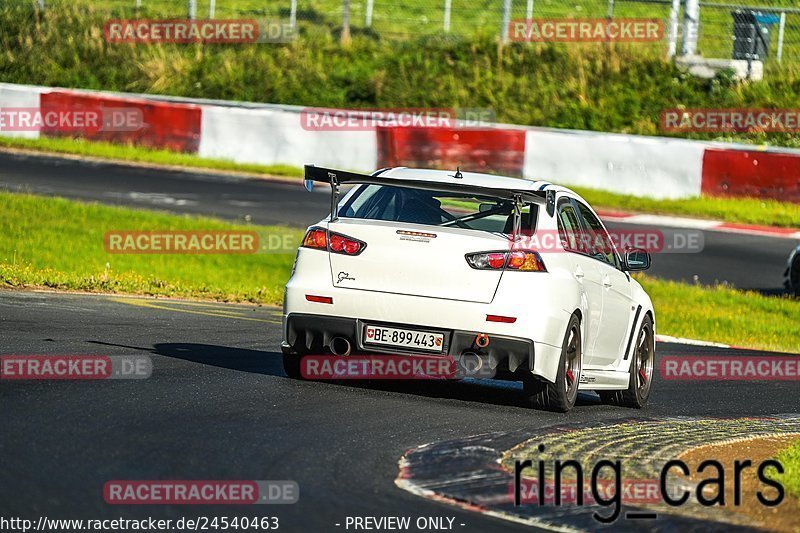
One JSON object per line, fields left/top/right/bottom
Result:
{"left": 573, "top": 186, "right": 800, "bottom": 229}
{"left": 3, "top": 136, "right": 800, "bottom": 228}
{"left": 774, "top": 440, "right": 800, "bottom": 497}
{"left": 635, "top": 275, "right": 799, "bottom": 353}
{"left": 2, "top": 192, "right": 799, "bottom": 352}
{"left": 0, "top": 136, "right": 303, "bottom": 178}
{"left": 0, "top": 192, "right": 302, "bottom": 304}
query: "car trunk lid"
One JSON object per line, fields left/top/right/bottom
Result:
{"left": 326, "top": 219, "right": 508, "bottom": 304}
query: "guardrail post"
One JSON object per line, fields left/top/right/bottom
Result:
{"left": 681, "top": 0, "right": 699, "bottom": 55}
{"left": 188, "top": 0, "right": 197, "bottom": 20}
{"left": 365, "top": 0, "right": 373, "bottom": 27}
{"left": 526, "top": 0, "right": 534, "bottom": 22}
{"left": 341, "top": 0, "right": 351, "bottom": 43}
{"left": 290, "top": 0, "right": 298, "bottom": 31}
{"left": 209, "top": 0, "right": 215, "bottom": 18}
{"left": 501, "top": 0, "right": 512, "bottom": 42}
{"left": 444, "top": 0, "right": 452, "bottom": 32}
{"left": 778, "top": 11, "right": 786, "bottom": 63}
{"left": 667, "top": 0, "right": 680, "bottom": 57}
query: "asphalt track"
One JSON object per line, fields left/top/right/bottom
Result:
{"left": 0, "top": 149, "right": 797, "bottom": 531}
{"left": 1, "top": 290, "right": 798, "bottom": 532}
{"left": 0, "top": 150, "right": 795, "bottom": 292}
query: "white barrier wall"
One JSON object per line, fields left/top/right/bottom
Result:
{"left": 0, "top": 84, "right": 44, "bottom": 139}
{"left": 9, "top": 82, "right": 796, "bottom": 201}
{"left": 522, "top": 129, "right": 707, "bottom": 199}
{"left": 198, "top": 106, "right": 378, "bottom": 172}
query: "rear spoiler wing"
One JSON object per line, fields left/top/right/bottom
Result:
{"left": 303, "top": 165, "right": 556, "bottom": 221}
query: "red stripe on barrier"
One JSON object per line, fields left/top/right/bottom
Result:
{"left": 702, "top": 148, "right": 800, "bottom": 202}
{"left": 377, "top": 127, "right": 525, "bottom": 176}
{"left": 40, "top": 91, "right": 201, "bottom": 153}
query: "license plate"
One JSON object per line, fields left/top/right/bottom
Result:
{"left": 363, "top": 325, "right": 444, "bottom": 353}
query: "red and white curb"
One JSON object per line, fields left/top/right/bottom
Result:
{"left": 597, "top": 210, "right": 800, "bottom": 240}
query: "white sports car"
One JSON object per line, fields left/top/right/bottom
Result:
{"left": 281, "top": 166, "right": 656, "bottom": 412}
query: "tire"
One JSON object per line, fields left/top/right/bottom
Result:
{"left": 599, "top": 314, "right": 654, "bottom": 408}
{"left": 282, "top": 352, "right": 304, "bottom": 379}
{"left": 524, "top": 314, "right": 582, "bottom": 413}
{"left": 789, "top": 256, "right": 800, "bottom": 297}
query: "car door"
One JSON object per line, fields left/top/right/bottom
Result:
{"left": 573, "top": 200, "right": 635, "bottom": 368}
{"left": 556, "top": 197, "right": 603, "bottom": 363}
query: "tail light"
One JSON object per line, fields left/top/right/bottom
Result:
{"left": 302, "top": 227, "right": 366, "bottom": 256}
{"left": 465, "top": 250, "right": 547, "bottom": 272}
{"left": 303, "top": 228, "right": 328, "bottom": 250}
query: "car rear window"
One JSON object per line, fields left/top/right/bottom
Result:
{"left": 338, "top": 184, "right": 537, "bottom": 234}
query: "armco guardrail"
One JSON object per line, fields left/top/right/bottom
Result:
{"left": 1, "top": 82, "right": 798, "bottom": 201}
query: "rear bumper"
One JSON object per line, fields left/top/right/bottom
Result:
{"left": 282, "top": 248, "right": 576, "bottom": 382}
{"left": 284, "top": 312, "right": 536, "bottom": 376}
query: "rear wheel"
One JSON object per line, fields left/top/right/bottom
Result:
{"left": 524, "top": 314, "right": 582, "bottom": 412}
{"left": 599, "top": 315, "right": 654, "bottom": 408}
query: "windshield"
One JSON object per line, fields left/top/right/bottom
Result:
{"left": 338, "top": 184, "right": 537, "bottom": 233}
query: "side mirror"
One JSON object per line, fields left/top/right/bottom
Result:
{"left": 478, "top": 202, "right": 495, "bottom": 213}
{"left": 624, "top": 248, "right": 651, "bottom": 271}
{"left": 303, "top": 179, "right": 314, "bottom": 192}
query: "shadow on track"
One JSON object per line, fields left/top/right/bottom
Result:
{"left": 86, "top": 340, "right": 602, "bottom": 410}
{"left": 153, "top": 342, "right": 285, "bottom": 375}
{"left": 150, "top": 342, "right": 601, "bottom": 411}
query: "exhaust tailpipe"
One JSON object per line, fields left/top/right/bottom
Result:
{"left": 459, "top": 351, "right": 484, "bottom": 376}
{"left": 330, "top": 337, "right": 352, "bottom": 357}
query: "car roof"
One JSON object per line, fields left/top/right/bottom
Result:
{"left": 379, "top": 167, "right": 584, "bottom": 203}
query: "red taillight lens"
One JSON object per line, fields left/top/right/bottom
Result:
{"left": 487, "top": 253, "right": 505, "bottom": 269}
{"left": 301, "top": 227, "right": 366, "bottom": 256}
{"left": 465, "top": 250, "right": 546, "bottom": 272}
{"left": 507, "top": 251, "right": 546, "bottom": 271}
{"left": 329, "top": 234, "right": 345, "bottom": 252}
{"left": 343, "top": 240, "right": 361, "bottom": 254}
{"left": 303, "top": 228, "right": 327, "bottom": 249}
